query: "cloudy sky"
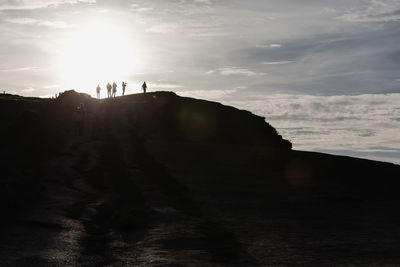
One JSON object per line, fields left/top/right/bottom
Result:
{"left": 0, "top": 0, "right": 399, "bottom": 163}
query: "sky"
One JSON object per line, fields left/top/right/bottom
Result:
{"left": 0, "top": 0, "right": 399, "bottom": 164}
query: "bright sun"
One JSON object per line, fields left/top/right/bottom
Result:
{"left": 60, "top": 22, "right": 137, "bottom": 96}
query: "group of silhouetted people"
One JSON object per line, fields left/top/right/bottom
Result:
{"left": 96, "top": 81, "right": 147, "bottom": 99}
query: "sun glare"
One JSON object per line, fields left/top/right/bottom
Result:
{"left": 60, "top": 22, "right": 137, "bottom": 96}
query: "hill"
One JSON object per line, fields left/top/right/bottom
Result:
{"left": 0, "top": 90, "right": 399, "bottom": 265}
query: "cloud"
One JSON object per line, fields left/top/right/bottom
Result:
{"left": 4, "top": 17, "right": 70, "bottom": 28}
{"left": 192, "top": 0, "right": 214, "bottom": 4}
{"left": 323, "top": 7, "right": 337, "bottom": 14}
{"left": 147, "top": 23, "right": 180, "bottom": 33}
{"left": 130, "top": 3, "right": 153, "bottom": 12}
{"left": 0, "top": 67, "right": 41, "bottom": 72}
{"left": 146, "top": 20, "right": 222, "bottom": 36}
{"left": 43, "top": 84, "right": 60, "bottom": 89}
{"left": 22, "top": 87, "right": 35, "bottom": 92}
{"left": 4, "top": 17, "right": 37, "bottom": 25}
{"left": 218, "top": 93, "right": 400, "bottom": 164}
{"left": 0, "top": 0, "right": 96, "bottom": 10}
{"left": 240, "top": 27, "right": 400, "bottom": 95}
{"left": 261, "top": 61, "right": 295, "bottom": 65}
{"left": 38, "top": 20, "right": 70, "bottom": 28}
{"left": 256, "top": 44, "right": 282, "bottom": 48}
{"left": 340, "top": 0, "right": 400, "bottom": 22}
{"left": 207, "top": 67, "right": 266, "bottom": 76}
{"left": 148, "top": 83, "right": 183, "bottom": 89}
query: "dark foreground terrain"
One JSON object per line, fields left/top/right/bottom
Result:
{"left": 1, "top": 90, "right": 400, "bottom": 266}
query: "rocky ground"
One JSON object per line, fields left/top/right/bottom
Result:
{"left": 0, "top": 97, "right": 252, "bottom": 266}
{"left": 1, "top": 91, "right": 400, "bottom": 266}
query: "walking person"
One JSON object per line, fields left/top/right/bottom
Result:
{"left": 122, "top": 82, "right": 127, "bottom": 96}
{"left": 107, "top": 82, "right": 112, "bottom": 98}
{"left": 142, "top": 81, "right": 147, "bottom": 94}
{"left": 112, "top": 82, "right": 117, "bottom": 97}
{"left": 96, "top": 84, "right": 101, "bottom": 99}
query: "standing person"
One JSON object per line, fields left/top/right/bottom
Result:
{"left": 107, "top": 82, "right": 112, "bottom": 98}
{"left": 122, "top": 82, "right": 127, "bottom": 96}
{"left": 142, "top": 81, "right": 147, "bottom": 94}
{"left": 96, "top": 84, "right": 101, "bottom": 99}
{"left": 112, "top": 82, "right": 117, "bottom": 97}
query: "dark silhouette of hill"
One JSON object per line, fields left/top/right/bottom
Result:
{"left": 0, "top": 90, "right": 399, "bottom": 265}
{"left": 117, "top": 91, "right": 292, "bottom": 149}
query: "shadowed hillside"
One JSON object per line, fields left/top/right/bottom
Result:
{"left": 111, "top": 91, "right": 292, "bottom": 149}
{"left": 0, "top": 90, "right": 399, "bottom": 266}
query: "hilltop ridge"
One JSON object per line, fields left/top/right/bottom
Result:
{"left": 53, "top": 90, "right": 292, "bottom": 149}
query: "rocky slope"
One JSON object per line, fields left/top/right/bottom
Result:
{"left": 0, "top": 90, "right": 399, "bottom": 265}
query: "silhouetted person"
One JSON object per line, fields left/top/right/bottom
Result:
{"left": 107, "top": 82, "right": 112, "bottom": 98}
{"left": 142, "top": 81, "right": 147, "bottom": 94}
{"left": 112, "top": 82, "right": 117, "bottom": 97}
{"left": 122, "top": 82, "right": 127, "bottom": 96}
{"left": 96, "top": 84, "right": 101, "bottom": 99}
